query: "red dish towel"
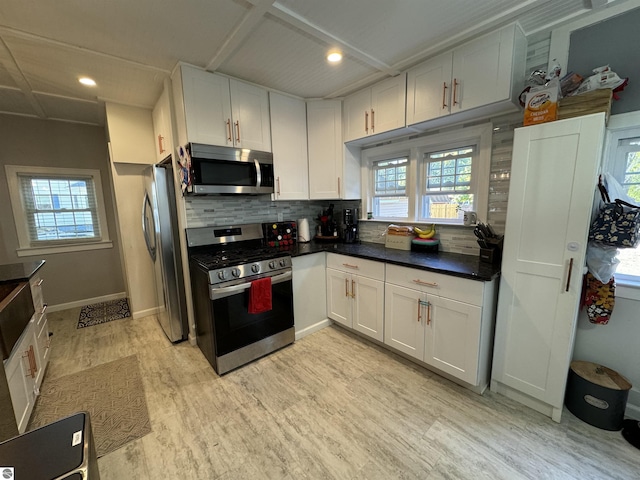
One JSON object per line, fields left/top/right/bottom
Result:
{"left": 248, "top": 277, "right": 272, "bottom": 314}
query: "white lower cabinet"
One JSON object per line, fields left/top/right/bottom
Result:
{"left": 384, "top": 264, "right": 494, "bottom": 389}
{"left": 5, "top": 318, "right": 40, "bottom": 433}
{"left": 326, "top": 254, "right": 384, "bottom": 341}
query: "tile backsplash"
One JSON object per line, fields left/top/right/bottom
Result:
{"left": 182, "top": 110, "right": 520, "bottom": 257}
{"left": 185, "top": 196, "right": 360, "bottom": 230}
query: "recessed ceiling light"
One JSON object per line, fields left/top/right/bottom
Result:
{"left": 78, "top": 77, "right": 96, "bottom": 87}
{"left": 327, "top": 51, "right": 342, "bottom": 63}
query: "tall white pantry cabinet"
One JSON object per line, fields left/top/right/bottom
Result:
{"left": 491, "top": 113, "right": 606, "bottom": 422}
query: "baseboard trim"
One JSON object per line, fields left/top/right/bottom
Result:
{"left": 132, "top": 306, "right": 161, "bottom": 320}
{"left": 48, "top": 292, "right": 127, "bottom": 313}
{"left": 295, "top": 318, "right": 332, "bottom": 340}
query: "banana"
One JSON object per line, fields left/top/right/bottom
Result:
{"left": 414, "top": 224, "right": 436, "bottom": 239}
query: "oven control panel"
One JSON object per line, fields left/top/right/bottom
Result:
{"left": 263, "top": 222, "right": 296, "bottom": 247}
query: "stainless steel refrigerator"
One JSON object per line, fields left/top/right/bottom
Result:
{"left": 142, "top": 157, "right": 188, "bottom": 342}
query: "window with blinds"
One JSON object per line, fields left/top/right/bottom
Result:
{"left": 5, "top": 164, "right": 111, "bottom": 256}
{"left": 18, "top": 174, "right": 101, "bottom": 244}
{"left": 420, "top": 146, "right": 475, "bottom": 223}
{"left": 372, "top": 157, "right": 408, "bottom": 218}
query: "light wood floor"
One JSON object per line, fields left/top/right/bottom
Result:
{"left": 41, "top": 308, "right": 639, "bottom": 479}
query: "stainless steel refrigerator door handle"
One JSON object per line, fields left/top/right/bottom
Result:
{"left": 142, "top": 192, "right": 156, "bottom": 262}
{"left": 209, "top": 270, "right": 292, "bottom": 300}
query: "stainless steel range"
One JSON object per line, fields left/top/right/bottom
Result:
{"left": 187, "top": 222, "right": 296, "bottom": 374}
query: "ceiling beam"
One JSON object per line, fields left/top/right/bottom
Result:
{"left": 268, "top": 2, "right": 401, "bottom": 77}
{"left": 206, "top": 0, "right": 276, "bottom": 71}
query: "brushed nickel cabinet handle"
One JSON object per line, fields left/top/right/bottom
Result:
{"left": 364, "top": 111, "right": 369, "bottom": 134}
{"left": 342, "top": 263, "right": 359, "bottom": 269}
{"left": 417, "top": 298, "right": 422, "bottom": 323}
{"left": 345, "top": 278, "right": 349, "bottom": 297}
{"left": 453, "top": 78, "right": 459, "bottom": 106}
{"left": 371, "top": 109, "right": 375, "bottom": 133}
{"left": 351, "top": 279, "right": 356, "bottom": 299}
{"left": 235, "top": 121, "right": 241, "bottom": 143}
{"left": 276, "top": 177, "right": 281, "bottom": 196}
{"left": 442, "top": 82, "right": 448, "bottom": 109}
{"left": 36, "top": 278, "right": 44, "bottom": 287}
{"left": 413, "top": 279, "right": 438, "bottom": 287}
{"left": 226, "top": 119, "right": 232, "bottom": 142}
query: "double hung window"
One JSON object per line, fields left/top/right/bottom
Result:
{"left": 363, "top": 123, "right": 491, "bottom": 224}
{"left": 5, "top": 165, "right": 112, "bottom": 256}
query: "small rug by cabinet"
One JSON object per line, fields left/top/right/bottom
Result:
{"left": 27, "top": 355, "right": 151, "bottom": 457}
{"left": 77, "top": 298, "right": 131, "bottom": 328}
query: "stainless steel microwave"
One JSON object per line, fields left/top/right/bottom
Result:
{"left": 187, "top": 143, "right": 274, "bottom": 195}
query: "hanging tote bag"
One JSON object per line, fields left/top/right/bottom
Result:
{"left": 589, "top": 180, "right": 640, "bottom": 248}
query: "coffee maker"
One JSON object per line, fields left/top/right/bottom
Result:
{"left": 342, "top": 208, "right": 359, "bottom": 243}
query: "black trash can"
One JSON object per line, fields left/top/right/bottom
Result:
{"left": 565, "top": 361, "right": 632, "bottom": 431}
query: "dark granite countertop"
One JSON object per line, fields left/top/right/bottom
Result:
{"left": 0, "top": 260, "right": 45, "bottom": 284}
{"left": 290, "top": 241, "right": 500, "bottom": 282}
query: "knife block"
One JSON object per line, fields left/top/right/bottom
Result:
{"left": 479, "top": 247, "right": 501, "bottom": 264}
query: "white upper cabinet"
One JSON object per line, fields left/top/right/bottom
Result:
{"left": 407, "top": 23, "right": 526, "bottom": 127}
{"left": 269, "top": 92, "right": 309, "bottom": 200}
{"left": 152, "top": 85, "right": 174, "bottom": 162}
{"left": 308, "top": 100, "right": 359, "bottom": 200}
{"left": 173, "top": 65, "right": 271, "bottom": 152}
{"left": 343, "top": 74, "right": 406, "bottom": 143}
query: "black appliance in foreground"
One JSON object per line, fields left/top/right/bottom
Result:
{"left": 187, "top": 223, "right": 295, "bottom": 375}
{"left": 0, "top": 412, "right": 99, "bottom": 479}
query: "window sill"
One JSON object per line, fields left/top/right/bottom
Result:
{"left": 16, "top": 241, "right": 113, "bottom": 257}
{"left": 613, "top": 278, "right": 640, "bottom": 301}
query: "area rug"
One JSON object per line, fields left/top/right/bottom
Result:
{"left": 77, "top": 297, "right": 131, "bottom": 328}
{"left": 27, "top": 355, "right": 151, "bottom": 457}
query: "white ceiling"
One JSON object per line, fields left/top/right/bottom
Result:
{"left": 0, "top": 0, "right": 627, "bottom": 126}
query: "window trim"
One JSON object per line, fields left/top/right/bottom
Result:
{"left": 602, "top": 111, "right": 640, "bottom": 296}
{"left": 5, "top": 165, "right": 112, "bottom": 257}
{"left": 361, "top": 123, "right": 492, "bottom": 224}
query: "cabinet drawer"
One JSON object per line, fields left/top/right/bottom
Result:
{"left": 385, "top": 264, "right": 483, "bottom": 306}
{"left": 326, "top": 253, "right": 384, "bottom": 280}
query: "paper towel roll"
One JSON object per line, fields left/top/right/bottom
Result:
{"left": 298, "top": 218, "right": 311, "bottom": 242}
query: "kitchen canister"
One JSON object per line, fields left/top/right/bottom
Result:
{"left": 298, "top": 218, "right": 311, "bottom": 243}
{"left": 565, "top": 360, "right": 632, "bottom": 431}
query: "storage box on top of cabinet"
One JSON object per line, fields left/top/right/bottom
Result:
{"left": 557, "top": 89, "right": 612, "bottom": 124}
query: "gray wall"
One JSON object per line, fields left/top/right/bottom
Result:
{"left": 568, "top": 6, "right": 640, "bottom": 115}
{"left": 0, "top": 114, "right": 125, "bottom": 306}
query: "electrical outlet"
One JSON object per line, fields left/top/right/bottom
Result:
{"left": 277, "top": 212, "right": 284, "bottom": 222}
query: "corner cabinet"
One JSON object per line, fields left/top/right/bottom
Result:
{"left": 307, "top": 100, "right": 360, "bottom": 200}
{"left": 384, "top": 264, "right": 495, "bottom": 390}
{"left": 270, "top": 92, "right": 309, "bottom": 200}
{"left": 326, "top": 253, "right": 385, "bottom": 342}
{"left": 343, "top": 73, "right": 407, "bottom": 143}
{"left": 406, "top": 23, "right": 526, "bottom": 128}
{"left": 491, "top": 113, "right": 606, "bottom": 422}
{"left": 172, "top": 64, "right": 271, "bottom": 152}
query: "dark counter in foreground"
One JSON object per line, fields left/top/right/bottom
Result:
{"left": 290, "top": 241, "right": 500, "bottom": 282}
{"left": 0, "top": 260, "right": 45, "bottom": 284}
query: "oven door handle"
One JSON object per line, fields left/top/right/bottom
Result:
{"left": 209, "top": 270, "right": 292, "bottom": 300}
